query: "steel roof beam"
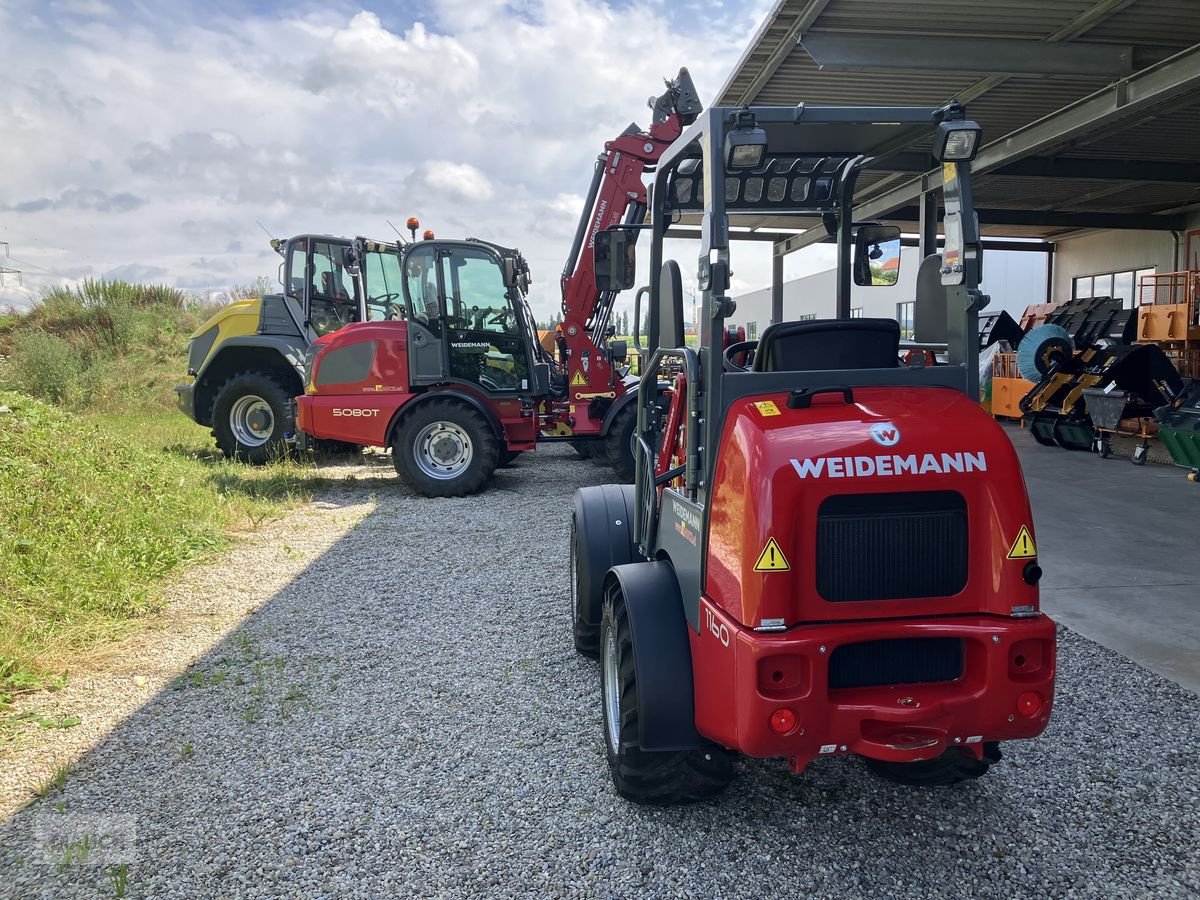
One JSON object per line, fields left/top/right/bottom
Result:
{"left": 871, "top": 153, "right": 1200, "bottom": 184}
{"left": 884, "top": 206, "right": 1189, "bottom": 231}
{"left": 854, "top": 43, "right": 1200, "bottom": 224}
{"left": 717, "top": 0, "right": 833, "bottom": 106}
{"left": 800, "top": 34, "right": 1133, "bottom": 79}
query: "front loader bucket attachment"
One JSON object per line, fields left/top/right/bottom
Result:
{"left": 1027, "top": 413, "right": 1060, "bottom": 446}
{"left": 1021, "top": 343, "right": 1184, "bottom": 451}
{"left": 1156, "top": 383, "right": 1200, "bottom": 470}
{"left": 1049, "top": 295, "right": 1137, "bottom": 348}
{"left": 1053, "top": 417, "right": 1095, "bottom": 451}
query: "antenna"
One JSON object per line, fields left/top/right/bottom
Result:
{"left": 386, "top": 219, "right": 409, "bottom": 246}
{"left": 255, "top": 220, "right": 276, "bottom": 241}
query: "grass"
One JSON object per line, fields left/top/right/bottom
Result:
{"left": 0, "top": 281, "right": 339, "bottom": 697}
{"left": 0, "top": 392, "right": 334, "bottom": 696}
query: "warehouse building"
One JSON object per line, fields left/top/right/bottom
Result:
{"left": 713, "top": 0, "right": 1200, "bottom": 332}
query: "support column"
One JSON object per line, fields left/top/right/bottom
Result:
{"left": 919, "top": 189, "right": 938, "bottom": 259}
{"left": 771, "top": 243, "right": 784, "bottom": 325}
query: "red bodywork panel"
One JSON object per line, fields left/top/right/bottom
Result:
{"left": 687, "top": 385, "right": 1055, "bottom": 768}
{"left": 294, "top": 322, "right": 537, "bottom": 450}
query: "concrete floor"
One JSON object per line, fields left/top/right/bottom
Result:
{"left": 1009, "top": 424, "right": 1200, "bottom": 694}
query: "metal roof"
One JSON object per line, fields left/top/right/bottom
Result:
{"left": 713, "top": 0, "right": 1200, "bottom": 240}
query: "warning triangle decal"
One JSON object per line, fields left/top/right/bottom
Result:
{"left": 753, "top": 537, "right": 790, "bottom": 572}
{"left": 1007, "top": 526, "right": 1037, "bottom": 560}
{"left": 570, "top": 371, "right": 587, "bottom": 386}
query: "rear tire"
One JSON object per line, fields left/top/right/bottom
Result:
{"left": 571, "top": 439, "right": 597, "bottom": 459}
{"left": 392, "top": 399, "right": 499, "bottom": 497}
{"left": 601, "top": 581, "right": 733, "bottom": 804}
{"left": 211, "top": 371, "right": 294, "bottom": 464}
{"left": 569, "top": 514, "right": 599, "bottom": 657}
{"left": 863, "top": 742, "right": 1001, "bottom": 786}
{"left": 604, "top": 404, "right": 637, "bottom": 482}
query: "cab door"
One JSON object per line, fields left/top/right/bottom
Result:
{"left": 284, "top": 238, "right": 362, "bottom": 342}
{"left": 441, "top": 245, "right": 534, "bottom": 395}
{"left": 403, "top": 242, "right": 449, "bottom": 384}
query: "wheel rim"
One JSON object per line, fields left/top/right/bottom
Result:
{"left": 603, "top": 625, "right": 621, "bottom": 750}
{"left": 229, "top": 395, "right": 274, "bottom": 448}
{"left": 413, "top": 420, "right": 474, "bottom": 480}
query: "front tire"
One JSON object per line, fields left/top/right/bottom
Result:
{"left": 863, "top": 742, "right": 1001, "bottom": 786}
{"left": 392, "top": 399, "right": 499, "bottom": 497}
{"left": 600, "top": 581, "right": 732, "bottom": 804}
{"left": 211, "top": 371, "right": 294, "bottom": 464}
{"left": 604, "top": 404, "right": 637, "bottom": 482}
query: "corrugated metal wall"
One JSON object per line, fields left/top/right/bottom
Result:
{"left": 1052, "top": 231, "right": 1178, "bottom": 300}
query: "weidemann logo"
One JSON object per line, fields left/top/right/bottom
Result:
{"left": 869, "top": 422, "right": 900, "bottom": 447}
{"left": 791, "top": 451, "right": 988, "bottom": 479}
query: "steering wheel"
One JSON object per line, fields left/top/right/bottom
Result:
{"left": 372, "top": 292, "right": 403, "bottom": 320}
{"left": 724, "top": 339, "right": 758, "bottom": 372}
{"left": 488, "top": 309, "right": 511, "bottom": 327}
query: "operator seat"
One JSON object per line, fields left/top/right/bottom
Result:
{"left": 321, "top": 271, "right": 350, "bottom": 301}
{"left": 752, "top": 318, "right": 900, "bottom": 372}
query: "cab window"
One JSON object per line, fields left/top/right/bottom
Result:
{"left": 405, "top": 244, "right": 442, "bottom": 336}
{"left": 309, "top": 241, "right": 358, "bottom": 336}
{"left": 443, "top": 246, "right": 528, "bottom": 393}
{"left": 364, "top": 249, "right": 405, "bottom": 321}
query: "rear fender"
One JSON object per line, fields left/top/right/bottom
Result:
{"left": 573, "top": 485, "right": 637, "bottom": 629}
{"left": 607, "top": 561, "right": 711, "bottom": 752}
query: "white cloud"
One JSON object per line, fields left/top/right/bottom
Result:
{"left": 409, "top": 162, "right": 495, "bottom": 201}
{"left": 0, "top": 1, "right": 771, "bottom": 317}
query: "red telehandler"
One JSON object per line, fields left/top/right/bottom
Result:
{"left": 294, "top": 70, "right": 702, "bottom": 496}
{"left": 569, "top": 101, "right": 1056, "bottom": 803}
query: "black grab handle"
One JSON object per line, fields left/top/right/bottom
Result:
{"left": 787, "top": 385, "right": 855, "bottom": 409}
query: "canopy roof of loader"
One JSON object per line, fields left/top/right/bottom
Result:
{"left": 695, "top": 0, "right": 1200, "bottom": 243}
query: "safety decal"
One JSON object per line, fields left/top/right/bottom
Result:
{"left": 753, "top": 537, "right": 790, "bottom": 572}
{"left": 570, "top": 371, "right": 587, "bottom": 386}
{"left": 1007, "top": 525, "right": 1037, "bottom": 560}
{"left": 753, "top": 400, "right": 781, "bottom": 417}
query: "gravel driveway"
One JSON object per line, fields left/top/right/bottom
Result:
{"left": 2, "top": 445, "right": 1197, "bottom": 898}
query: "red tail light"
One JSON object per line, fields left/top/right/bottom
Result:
{"left": 769, "top": 708, "right": 798, "bottom": 735}
{"left": 1017, "top": 691, "right": 1043, "bottom": 717}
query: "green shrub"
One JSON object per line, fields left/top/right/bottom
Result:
{"left": 0, "top": 279, "right": 204, "bottom": 412}
{"left": 7, "top": 331, "right": 85, "bottom": 405}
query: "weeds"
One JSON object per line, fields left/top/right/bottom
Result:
{"left": 106, "top": 861, "right": 130, "bottom": 897}
{"left": 34, "top": 762, "right": 72, "bottom": 798}
{"left": 180, "top": 742, "right": 195, "bottom": 760}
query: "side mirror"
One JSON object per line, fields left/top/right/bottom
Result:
{"left": 853, "top": 224, "right": 902, "bottom": 287}
{"left": 594, "top": 228, "right": 636, "bottom": 293}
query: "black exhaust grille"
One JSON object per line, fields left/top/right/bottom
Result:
{"left": 828, "top": 638, "right": 964, "bottom": 690}
{"left": 817, "top": 491, "right": 967, "bottom": 602}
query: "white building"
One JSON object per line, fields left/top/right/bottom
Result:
{"left": 732, "top": 247, "right": 1048, "bottom": 339}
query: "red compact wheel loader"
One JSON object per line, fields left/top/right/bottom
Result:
{"left": 569, "top": 102, "right": 1056, "bottom": 803}
{"left": 294, "top": 70, "right": 703, "bottom": 496}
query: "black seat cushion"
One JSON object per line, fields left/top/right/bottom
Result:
{"left": 753, "top": 318, "right": 900, "bottom": 372}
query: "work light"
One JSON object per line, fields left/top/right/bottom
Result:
{"left": 725, "top": 114, "right": 767, "bottom": 169}
{"left": 934, "top": 120, "right": 983, "bottom": 161}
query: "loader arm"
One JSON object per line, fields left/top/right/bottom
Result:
{"left": 556, "top": 68, "right": 701, "bottom": 405}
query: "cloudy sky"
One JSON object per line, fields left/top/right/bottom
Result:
{"left": 1, "top": 0, "right": 841, "bottom": 320}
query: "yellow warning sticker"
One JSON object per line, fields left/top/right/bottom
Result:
{"left": 754, "top": 400, "right": 781, "bottom": 417}
{"left": 753, "top": 537, "right": 790, "bottom": 572}
{"left": 1007, "top": 525, "right": 1037, "bottom": 560}
{"left": 570, "top": 371, "right": 587, "bottom": 386}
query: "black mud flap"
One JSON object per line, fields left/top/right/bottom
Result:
{"left": 573, "top": 485, "right": 637, "bottom": 630}
{"left": 608, "top": 561, "right": 711, "bottom": 752}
